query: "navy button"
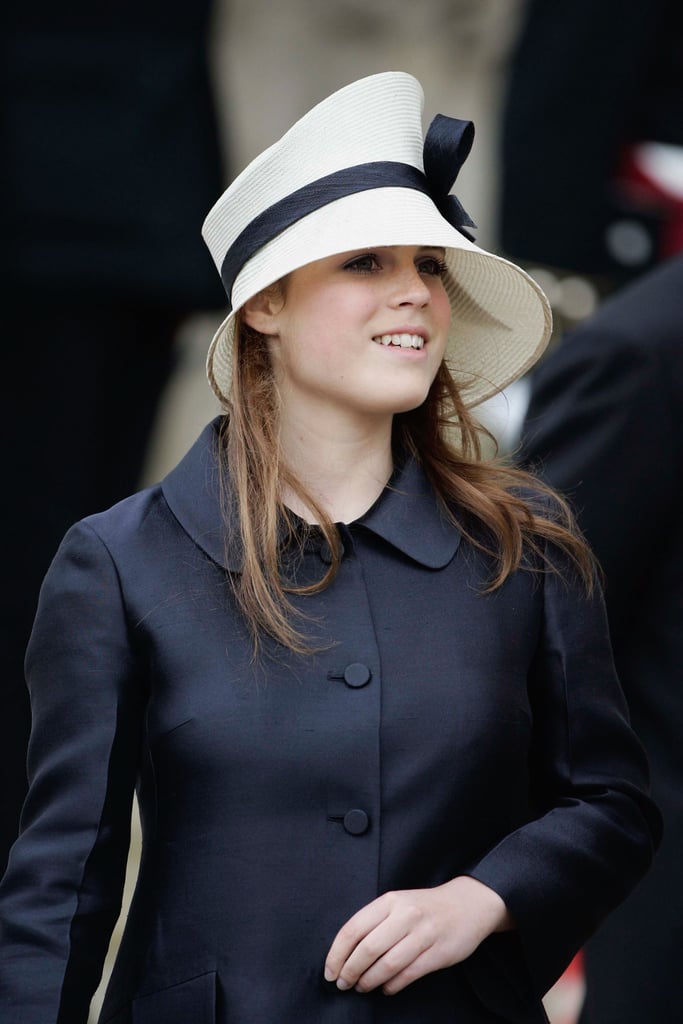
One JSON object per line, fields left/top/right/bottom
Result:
{"left": 343, "top": 809, "right": 370, "bottom": 836}
{"left": 320, "top": 541, "right": 344, "bottom": 564}
{"left": 343, "top": 663, "right": 371, "bottom": 688}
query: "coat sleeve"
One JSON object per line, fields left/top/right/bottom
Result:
{"left": 0, "top": 521, "right": 146, "bottom": 1024}
{"left": 466, "top": 550, "right": 662, "bottom": 1000}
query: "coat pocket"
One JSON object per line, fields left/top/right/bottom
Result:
{"left": 131, "top": 970, "right": 216, "bottom": 1024}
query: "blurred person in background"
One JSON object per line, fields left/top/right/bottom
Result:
{"left": 500, "top": 0, "right": 683, "bottom": 318}
{"left": 1, "top": 1, "right": 226, "bottom": 874}
{"left": 519, "top": 253, "right": 683, "bottom": 1023}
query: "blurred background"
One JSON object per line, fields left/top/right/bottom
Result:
{"left": 5, "top": 2, "right": 682, "bottom": 1021}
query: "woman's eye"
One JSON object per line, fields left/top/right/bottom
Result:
{"left": 418, "top": 257, "right": 447, "bottom": 276}
{"left": 343, "top": 254, "right": 379, "bottom": 273}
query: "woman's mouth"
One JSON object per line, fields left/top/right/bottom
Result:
{"left": 372, "top": 333, "right": 425, "bottom": 350}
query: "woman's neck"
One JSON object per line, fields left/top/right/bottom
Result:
{"left": 278, "top": 409, "right": 394, "bottom": 525}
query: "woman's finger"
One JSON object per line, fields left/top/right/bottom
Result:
{"left": 324, "top": 896, "right": 392, "bottom": 982}
{"left": 381, "top": 946, "right": 441, "bottom": 996}
{"left": 334, "top": 914, "right": 415, "bottom": 990}
{"left": 353, "top": 931, "right": 432, "bottom": 993}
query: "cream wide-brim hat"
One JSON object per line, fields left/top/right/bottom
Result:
{"left": 201, "top": 72, "right": 551, "bottom": 409}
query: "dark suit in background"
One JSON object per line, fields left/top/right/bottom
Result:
{"left": 519, "top": 254, "right": 683, "bottom": 1023}
{"left": 500, "top": 0, "right": 683, "bottom": 286}
{"left": 1, "top": 1, "right": 226, "bottom": 873}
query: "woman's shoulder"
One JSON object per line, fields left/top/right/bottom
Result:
{"left": 80, "top": 482, "right": 169, "bottom": 546}
{"left": 440, "top": 456, "right": 595, "bottom": 589}
{"left": 510, "top": 476, "right": 572, "bottom": 521}
{"left": 43, "top": 486, "right": 178, "bottom": 589}
{"left": 444, "top": 456, "right": 577, "bottom": 530}
{"left": 79, "top": 418, "right": 225, "bottom": 556}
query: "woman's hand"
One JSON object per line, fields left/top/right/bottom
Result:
{"left": 324, "top": 875, "right": 513, "bottom": 996}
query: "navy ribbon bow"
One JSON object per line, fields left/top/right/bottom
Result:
{"left": 423, "top": 114, "right": 477, "bottom": 241}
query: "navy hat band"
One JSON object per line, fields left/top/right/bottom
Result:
{"left": 219, "top": 117, "right": 476, "bottom": 310}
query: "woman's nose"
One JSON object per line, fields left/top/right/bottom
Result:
{"left": 389, "top": 265, "right": 431, "bottom": 306}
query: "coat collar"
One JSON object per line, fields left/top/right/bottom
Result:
{"left": 356, "top": 456, "right": 461, "bottom": 569}
{"left": 162, "top": 418, "right": 461, "bottom": 572}
{"left": 162, "top": 418, "right": 232, "bottom": 568}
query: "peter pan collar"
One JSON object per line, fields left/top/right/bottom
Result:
{"left": 162, "top": 418, "right": 461, "bottom": 572}
{"left": 356, "top": 458, "right": 461, "bottom": 568}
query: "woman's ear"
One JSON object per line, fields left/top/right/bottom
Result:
{"left": 241, "top": 287, "right": 283, "bottom": 336}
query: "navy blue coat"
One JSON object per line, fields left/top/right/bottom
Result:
{"left": 0, "top": 420, "right": 660, "bottom": 1024}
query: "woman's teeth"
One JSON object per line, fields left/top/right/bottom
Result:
{"left": 373, "top": 333, "right": 424, "bottom": 349}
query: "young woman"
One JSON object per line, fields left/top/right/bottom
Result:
{"left": 0, "top": 72, "right": 660, "bottom": 1024}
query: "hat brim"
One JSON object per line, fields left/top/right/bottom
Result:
{"left": 207, "top": 187, "right": 551, "bottom": 409}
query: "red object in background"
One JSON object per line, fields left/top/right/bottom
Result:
{"left": 544, "top": 951, "right": 585, "bottom": 1024}
{"left": 564, "top": 950, "right": 584, "bottom": 979}
{"left": 614, "top": 146, "right": 683, "bottom": 260}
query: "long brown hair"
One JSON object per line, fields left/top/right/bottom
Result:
{"left": 220, "top": 311, "right": 594, "bottom": 656}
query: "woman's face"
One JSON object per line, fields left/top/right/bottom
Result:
{"left": 246, "top": 245, "right": 451, "bottom": 428}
